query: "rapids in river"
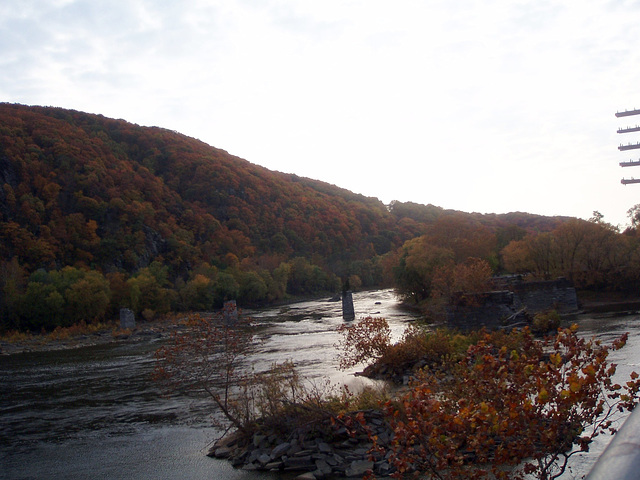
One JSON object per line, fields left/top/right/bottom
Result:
{"left": 1, "top": 289, "right": 639, "bottom": 479}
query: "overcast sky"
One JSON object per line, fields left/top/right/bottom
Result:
{"left": 2, "top": 0, "right": 640, "bottom": 227}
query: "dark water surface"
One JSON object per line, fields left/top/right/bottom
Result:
{"left": 0, "top": 290, "right": 419, "bottom": 479}
{"left": 1, "top": 290, "right": 639, "bottom": 479}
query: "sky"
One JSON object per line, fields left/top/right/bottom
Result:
{"left": 1, "top": 0, "right": 640, "bottom": 228}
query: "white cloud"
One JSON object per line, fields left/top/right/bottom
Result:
{"left": 2, "top": 0, "right": 640, "bottom": 226}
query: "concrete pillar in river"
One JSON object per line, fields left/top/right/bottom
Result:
{"left": 120, "top": 308, "right": 136, "bottom": 329}
{"left": 223, "top": 300, "right": 239, "bottom": 325}
{"left": 342, "top": 291, "right": 355, "bottom": 321}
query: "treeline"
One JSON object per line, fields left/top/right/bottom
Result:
{"left": 390, "top": 211, "right": 640, "bottom": 315}
{"left": 501, "top": 214, "right": 640, "bottom": 290}
{"left": 0, "top": 255, "right": 379, "bottom": 331}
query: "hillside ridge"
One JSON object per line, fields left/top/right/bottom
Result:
{"left": 0, "top": 103, "right": 569, "bottom": 330}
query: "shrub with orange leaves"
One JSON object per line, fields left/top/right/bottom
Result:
{"left": 336, "top": 317, "right": 392, "bottom": 370}
{"left": 381, "top": 326, "right": 640, "bottom": 480}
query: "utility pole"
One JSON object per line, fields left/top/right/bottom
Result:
{"left": 617, "top": 108, "right": 640, "bottom": 185}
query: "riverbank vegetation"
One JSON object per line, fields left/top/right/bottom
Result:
{"left": 0, "top": 317, "right": 138, "bottom": 354}
{"left": 389, "top": 212, "right": 640, "bottom": 320}
{"left": 4, "top": 103, "right": 640, "bottom": 335}
{"left": 153, "top": 309, "right": 388, "bottom": 434}
{"left": 370, "top": 323, "right": 640, "bottom": 480}
{"left": 155, "top": 311, "right": 640, "bottom": 479}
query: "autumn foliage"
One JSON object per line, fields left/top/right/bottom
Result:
{"left": 5, "top": 103, "right": 640, "bottom": 333}
{"left": 157, "top": 308, "right": 640, "bottom": 480}
{"left": 0, "top": 104, "right": 399, "bottom": 330}
{"left": 0, "top": 103, "right": 595, "bottom": 332}
{"left": 336, "top": 316, "right": 392, "bottom": 370}
{"left": 390, "top": 209, "right": 640, "bottom": 323}
{"left": 345, "top": 322, "right": 640, "bottom": 480}
{"left": 499, "top": 215, "right": 640, "bottom": 291}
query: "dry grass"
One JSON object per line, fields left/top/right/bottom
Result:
{"left": 1, "top": 320, "right": 115, "bottom": 345}
{"left": 46, "top": 321, "right": 113, "bottom": 341}
{"left": 0, "top": 329, "right": 34, "bottom": 343}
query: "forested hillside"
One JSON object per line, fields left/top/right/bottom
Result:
{"left": 0, "top": 103, "right": 569, "bottom": 331}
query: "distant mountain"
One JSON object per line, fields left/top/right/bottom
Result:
{"left": 0, "top": 103, "right": 567, "bottom": 282}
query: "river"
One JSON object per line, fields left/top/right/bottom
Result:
{"left": 1, "top": 289, "right": 639, "bottom": 479}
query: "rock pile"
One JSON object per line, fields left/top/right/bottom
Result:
{"left": 208, "top": 409, "right": 395, "bottom": 479}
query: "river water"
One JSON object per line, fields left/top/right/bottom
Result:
{"left": 1, "top": 289, "right": 639, "bottom": 480}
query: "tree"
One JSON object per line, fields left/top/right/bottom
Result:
{"left": 336, "top": 317, "right": 392, "bottom": 370}
{"left": 577, "top": 220, "right": 624, "bottom": 288}
{"left": 13, "top": 267, "right": 112, "bottom": 329}
{"left": 286, "top": 257, "right": 339, "bottom": 296}
{"left": 378, "top": 326, "right": 640, "bottom": 480}
{"left": 426, "top": 215, "right": 497, "bottom": 263}
{"left": 496, "top": 224, "right": 527, "bottom": 251}
{"left": 19, "top": 281, "right": 65, "bottom": 330}
{"left": 500, "top": 238, "right": 534, "bottom": 274}
{"left": 527, "top": 232, "right": 558, "bottom": 280}
{"left": 627, "top": 204, "right": 640, "bottom": 230}
{"left": 154, "top": 309, "right": 255, "bottom": 432}
{"left": 178, "top": 273, "right": 214, "bottom": 311}
{"left": 431, "top": 257, "right": 493, "bottom": 302}
{"left": 0, "top": 257, "right": 26, "bottom": 330}
{"left": 238, "top": 270, "right": 268, "bottom": 304}
{"left": 63, "top": 270, "right": 111, "bottom": 324}
{"left": 212, "top": 271, "right": 240, "bottom": 307}
{"left": 394, "top": 236, "right": 455, "bottom": 303}
{"left": 106, "top": 271, "right": 130, "bottom": 316}
{"left": 125, "top": 262, "right": 175, "bottom": 316}
{"left": 553, "top": 219, "right": 590, "bottom": 281}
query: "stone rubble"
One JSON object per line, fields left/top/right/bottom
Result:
{"left": 208, "top": 409, "right": 395, "bottom": 479}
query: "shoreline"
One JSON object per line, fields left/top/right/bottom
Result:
{"left": 0, "top": 292, "right": 343, "bottom": 356}
{"left": 3, "top": 291, "right": 639, "bottom": 357}
{"left": 579, "top": 298, "right": 640, "bottom": 314}
{"left": 0, "top": 316, "right": 182, "bottom": 356}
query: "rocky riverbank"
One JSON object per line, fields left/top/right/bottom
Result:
{"left": 209, "top": 409, "right": 394, "bottom": 479}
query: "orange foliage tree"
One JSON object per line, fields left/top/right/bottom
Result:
{"left": 500, "top": 216, "right": 633, "bottom": 290}
{"left": 378, "top": 327, "right": 640, "bottom": 480}
{"left": 431, "top": 257, "right": 493, "bottom": 304}
{"left": 335, "top": 317, "right": 392, "bottom": 370}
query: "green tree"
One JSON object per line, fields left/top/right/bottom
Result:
{"left": 287, "top": 257, "right": 315, "bottom": 295}
{"left": 238, "top": 271, "right": 268, "bottom": 304}
{"left": 179, "top": 274, "right": 215, "bottom": 311}
{"left": 0, "top": 257, "right": 26, "bottom": 331}
{"left": 271, "top": 262, "right": 290, "bottom": 299}
{"left": 286, "top": 257, "right": 338, "bottom": 295}
{"left": 127, "top": 265, "right": 173, "bottom": 316}
{"left": 393, "top": 236, "right": 455, "bottom": 303}
{"left": 63, "top": 270, "right": 111, "bottom": 324}
{"left": 213, "top": 271, "right": 240, "bottom": 307}
{"left": 20, "top": 281, "right": 65, "bottom": 330}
